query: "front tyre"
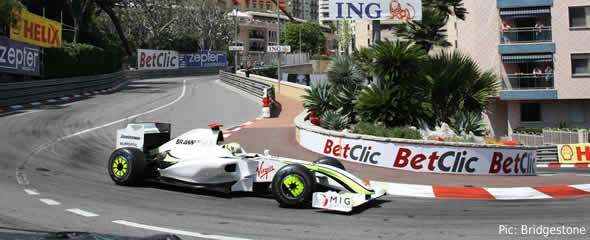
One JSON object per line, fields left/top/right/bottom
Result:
{"left": 108, "top": 148, "right": 146, "bottom": 186}
{"left": 271, "top": 164, "right": 315, "bottom": 208}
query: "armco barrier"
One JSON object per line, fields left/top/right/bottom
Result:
{"left": 0, "top": 68, "right": 221, "bottom": 107}
{"left": 219, "top": 71, "right": 274, "bottom": 118}
{"left": 294, "top": 111, "right": 539, "bottom": 176}
{"left": 236, "top": 70, "right": 309, "bottom": 101}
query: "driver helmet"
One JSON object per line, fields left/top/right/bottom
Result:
{"left": 223, "top": 142, "right": 243, "bottom": 156}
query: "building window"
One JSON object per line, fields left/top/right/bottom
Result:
{"left": 572, "top": 54, "right": 590, "bottom": 75}
{"left": 569, "top": 6, "right": 590, "bottom": 28}
{"left": 521, "top": 103, "right": 541, "bottom": 122}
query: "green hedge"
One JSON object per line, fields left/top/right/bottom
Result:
{"left": 251, "top": 66, "right": 278, "bottom": 79}
{"left": 43, "top": 42, "right": 121, "bottom": 79}
{"left": 352, "top": 122, "right": 422, "bottom": 140}
{"left": 513, "top": 128, "right": 543, "bottom": 135}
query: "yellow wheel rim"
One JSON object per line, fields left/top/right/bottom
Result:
{"left": 283, "top": 175, "right": 304, "bottom": 197}
{"left": 112, "top": 157, "right": 128, "bottom": 177}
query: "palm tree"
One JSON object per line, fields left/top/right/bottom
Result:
{"left": 326, "top": 56, "right": 364, "bottom": 120}
{"left": 367, "top": 39, "right": 429, "bottom": 89}
{"left": 424, "top": 0, "right": 468, "bottom": 20}
{"left": 424, "top": 51, "right": 499, "bottom": 124}
{"left": 393, "top": 7, "right": 451, "bottom": 53}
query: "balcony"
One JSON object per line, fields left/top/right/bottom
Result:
{"left": 500, "top": 27, "right": 552, "bottom": 44}
{"left": 504, "top": 73, "right": 554, "bottom": 89}
{"left": 500, "top": 74, "right": 557, "bottom": 100}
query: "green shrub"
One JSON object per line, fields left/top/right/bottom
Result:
{"left": 302, "top": 82, "right": 334, "bottom": 117}
{"left": 450, "top": 112, "right": 487, "bottom": 136}
{"left": 44, "top": 42, "right": 121, "bottom": 78}
{"left": 320, "top": 110, "right": 349, "bottom": 131}
{"left": 513, "top": 128, "right": 543, "bottom": 135}
{"left": 311, "top": 55, "right": 332, "bottom": 61}
{"left": 427, "top": 136, "right": 478, "bottom": 143}
{"left": 352, "top": 122, "right": 422, "bottom": 140}
{"left": 251, "top": 66, "right": 278, "bottom": 79}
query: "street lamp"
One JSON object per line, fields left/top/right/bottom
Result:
{"left": 233, "top": 0, "right": 240, "bottom": 73}
{"left": 276, "top": 1, "right": 281, "bottom": 93}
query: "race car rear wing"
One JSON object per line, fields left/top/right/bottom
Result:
{"left": 116, "top": 123, "right": 171, "bottom": 152}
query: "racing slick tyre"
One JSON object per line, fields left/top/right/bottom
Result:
{"left": 314, "top": 157, "right": 345, "bottom": 170}
{"left": 108, "top": 148, "right": 147, "bottom": 186}
{"left": 271, "top": 164, "right": 316, "bottom": 208}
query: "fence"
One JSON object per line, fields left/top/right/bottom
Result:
{"left": 511, "top": 129, "right": 588, "bottom": 146}
{"left": 246, "top": 53, "right": 310, "bottom": 67}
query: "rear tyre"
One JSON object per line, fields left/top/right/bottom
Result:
{"left": 314, "top": 157, "right": 345, "bottom": 170}
{"left": 108, "top": 148, "right": 146, "bottom": 186}
{"left": 271, "top": 164, "right": 315, "bottom": 208}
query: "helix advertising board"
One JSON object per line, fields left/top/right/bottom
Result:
{"left": 300, "top": 129, "right": 537, "bottom": 176}
{"left": 10, "top": 9, "right": 62, "bottom": 48}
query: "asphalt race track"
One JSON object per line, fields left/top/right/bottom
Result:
{"left": 1, "top": 75, "right": 589, "bottom": 240}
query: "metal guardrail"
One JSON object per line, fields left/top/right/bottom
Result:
{"left": 536, "top": 145, "right": 558, "bottom": 163}
{"left": 219, "top": 71, "right": 273, "bottom": 100}
{"left": 0, "top": 68, "right": 221, "bottom": 107}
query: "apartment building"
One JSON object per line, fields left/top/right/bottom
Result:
{"left": 221, "top": 0, "right": 335, "bottom": 66}
{"left": 352, "top": 0, "right": 590, "bottom": 138}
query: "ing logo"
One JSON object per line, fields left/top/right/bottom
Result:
{"left": 389, "top": 0, "right": 415, "bottom": 20}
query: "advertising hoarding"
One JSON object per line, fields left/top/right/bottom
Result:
{"left": 300, "top": 129, "right": 536, "bottom": 176}
{"left": 137, "top": 49, "right": 179, "bottom": 71}
{"left": 558, "top": 143, "right": 590, "bottom": 164}
{"left": 0, "top": 36, "right": 41, "bottom": 76}
{"left": 179, "top": 51, "right": 227, "bottom": 69}
{"left": 329, "top": 0, "right": 422, "bottom": 21}
{"left": 10, "top": 9, "right": 62, "bottom": 48}
{"left": 267, "top": 45, "right": 291, "bottom": 53}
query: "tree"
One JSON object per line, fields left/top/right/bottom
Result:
{"left": 0, "top": 0, "right": 25, "bottom": 36}
{"left": 337, "top": 19, "right": 352, "bottom": 55}
{"left": 181, "top": 0, "right": 233, "bottom": 50}
{"left": 354, "top": 40, "right": 433, "bottom": 127}
{"left": 326, "top": 56, "right": 364, "bottom": 120}
{"left": 424, "top": 51, "right": 499, "bottom": 125}
{"left": 281, "top": 21, "right": 326, "bottom": 54}
{"left": 393, "top": 0, "right": 467, "bottom": 52}
{"left": 65, "top": 0, "right": 92, "bottom": 43}
{"left": 393, "top": 7, "right": 451, "bottom": 52}
{"left": 94, "top": 0, "right": 132, "bottom": 55}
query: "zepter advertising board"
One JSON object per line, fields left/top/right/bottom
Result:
{"left": 300, "top": 130, "right": 536, "bottom": 176}
{"left": 137, "top": 49, "right": 179, "bottom": 70}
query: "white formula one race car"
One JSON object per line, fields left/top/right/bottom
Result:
{"left": 108, "top": 123, "right": 385, "bottom": 212}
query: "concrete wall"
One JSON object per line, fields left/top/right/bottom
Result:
{"left": 310, "top": 60, "right": 331, "bottom": 73}
{"left": 237, "top": 71, "right": 309, "bottom": 101}
{"left": 280, "top": 64, "right": 313, "bottom": 74}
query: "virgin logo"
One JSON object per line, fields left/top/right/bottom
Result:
{"left": 257, "top": 161, "right": 275, "bottom": 180}
{"left": 389, "top": 0, "right": 415, "bottom": 20}
{"left": 320, "top": 193, "right": 329, "bottom": 207}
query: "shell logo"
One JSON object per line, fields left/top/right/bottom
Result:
{"left": 560, "top": 145, "right": 574, "bottom": 161}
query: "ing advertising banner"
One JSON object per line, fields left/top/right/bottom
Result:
{"left": 558, "top": 143, "right": 590, "bottom": 164}
{"left": 329, "top": 0, "right": 422, "bottom": 21}
{"left": 10, "top": 9, "right": 62, "bottom": 48}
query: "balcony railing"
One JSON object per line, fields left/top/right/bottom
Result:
{"left": 248, "top": 32, "right": 265, "bottom": 39}
{"left": 500, "top": 27, "right": 552, "bottom": 44}
{"left": 504, "top": 73, "right": 554, "bottom": 90}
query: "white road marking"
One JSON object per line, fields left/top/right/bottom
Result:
{"left": 484, "top": 187, "right": 552, "bottom": 200}
{"left": 24, "top": 189, "right": 39, "bottom": 195}
{"left": 39, "top": 198, "right": 61, "bottom": 206}
{"left": 60, "top": 97, "right": 70, "bottom": 100}
{"left": 10, "top": 105, "right": 23, "bottom": 109}
{"left": 536, "top": 164, "right": 549, "bottom": 167}
{"left": 59, "top": 80, "right": 186, "bottom": 140}
{"left": 66, "top": 208, "right": 98, "bottom": 217}
{"left": 570, "top": 184, "right": 590, "bottom": 192}
{"left": 31, "top": 102, "right": 41, "bottom": 106}
{"left": 378, "top": 182, "right": 436, "bottom": 198}
{"left": 47, "top": 99, "right": 57, "bottom": 103}
{"left": 113, "top": 220, "right": 251, "bottom": 240}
